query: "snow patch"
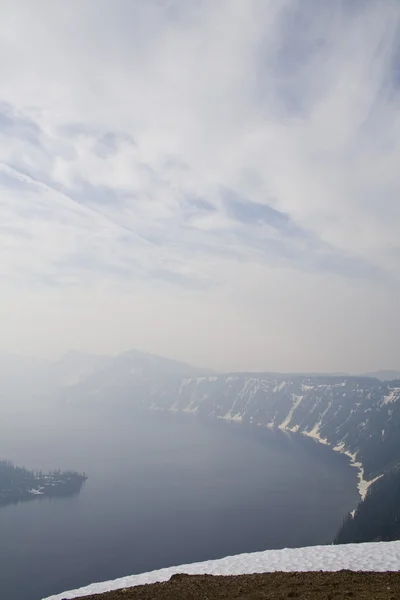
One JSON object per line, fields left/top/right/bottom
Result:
{"left": 332, "top": 445, "right": 382, "bottom": 500}
{"left": 43, "top": 541, "right": 400, "bottom": 599}
{"left": 302, "top": 422, "right": 329, "bottom": 445}
{"left": 220, "top": 412, "right": 243, "bottom": 422}
{"left": 273, "top": 381, "right": 286, "bottom": 393}
{"left": 286, "top": 424, "right": 300, "bottom": 433}
{"left": 382, "top": 388, "right": 400, "bottom": 405}
{"left": 301, "top": 384, "right": 314, "bottom": 392}
{"left": 279, "top": 394, "right": 303, "bottom": 429}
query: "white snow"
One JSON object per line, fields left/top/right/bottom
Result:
{"left": 302, "top": 422, "right": 329, "bottom": 445}
{"left": 220, "top": 412, "right": 242, "bottom": 422}
{"left": 42, "top": 541, "right": 400, "bottom": 600}
{"left": 273, "top": 381, "right": 286, "bottom": 393}
{"left": 331, "top": 445, "right": 382, "bottom": 500}
{"left": 286, "top": 424, "right": 300, "bottom": 432}
{"left": 301, "top": 384, "right": 314, "bottom": 392}
{"left": 383, "top": 388, "right": 400, "bottom": 404}
{"left": 279, "top": 394, "right": 303, "bottom": 429}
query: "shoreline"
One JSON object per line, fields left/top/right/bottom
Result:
{"left": 0, "top": 461, "right": 88, "bottom": 507}
{"left": 164, "top": 405, "right": 374, "bottom": 503}
{"left": 284, "top": 425, "right": 382, "bottom": 501}
{"left": 220, "top": 412, "right": 383, "bottom": 504}
{"left": 220, "top": 410, "right": 375, "bottom": 502}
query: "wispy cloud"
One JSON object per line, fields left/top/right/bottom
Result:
{"left": 0, "top": 0, "right": 399, "bottom": 371}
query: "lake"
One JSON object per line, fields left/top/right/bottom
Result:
{"left": 0, "top": 406, "right": 359, "bottom": 600}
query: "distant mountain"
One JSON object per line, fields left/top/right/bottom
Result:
{"left": 0, "top": 348, "right": 211, "bottom": 410}
{"left": 0, "top": 351, "right": 110, "bottom": 410}
{"left": 60, "top": 348, "right": 212, "bottom": 406}
{"left": 47, "top": 350, "right": 112, "bottom": 388}
{"left": 117, "top": 348, "right": 212, "bottom": 378}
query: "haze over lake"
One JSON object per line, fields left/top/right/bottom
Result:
{"left": 0, "top": 407, "right": 359, "bottom": 600}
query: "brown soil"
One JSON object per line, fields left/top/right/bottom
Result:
{"left": 70, "top": 571, "right": 400, "bottom": 600}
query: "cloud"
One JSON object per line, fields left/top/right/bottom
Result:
{"left": 0, "top": 0, "right": 400, "bottom": 372}
{"left": 222, "top": 189, "right": 292, "bottom": 229}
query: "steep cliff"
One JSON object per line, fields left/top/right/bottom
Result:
{"left": 146, "top": 374, "right": 400, "bottom": 490}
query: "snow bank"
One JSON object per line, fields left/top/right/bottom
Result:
{"left": 43, "top": 541, "right": 400, "bottom": 599}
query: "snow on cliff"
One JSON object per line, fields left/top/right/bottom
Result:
{"left": 43, "top": 541, "right": 400, "bottom": 600}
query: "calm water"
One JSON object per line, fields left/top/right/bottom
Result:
{"left": 0, "top": 406, "right": 359, "bottom": 600}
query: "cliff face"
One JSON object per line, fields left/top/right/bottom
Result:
{"left": 334, "top": 466, "right": 400, "bottom": 544}
{"left": 147, "top": 374, "right": 400, "bottom": 483}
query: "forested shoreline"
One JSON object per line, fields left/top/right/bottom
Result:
{"left": 0, "top": 460, "right": 87, "bottom": 506}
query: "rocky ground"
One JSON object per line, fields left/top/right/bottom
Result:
{"left": 70, "top": 570, "right": 400, "bottom": 599}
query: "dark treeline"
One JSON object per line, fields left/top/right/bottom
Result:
{"left": 334, "top": 467, "right": 400, "bottom": 544}
{"left": 0, "top": 460, "right": 87, "bottom": 506}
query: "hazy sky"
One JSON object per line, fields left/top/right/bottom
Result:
{"left": 1, "top": 0, "right": 400, "bottom": 373}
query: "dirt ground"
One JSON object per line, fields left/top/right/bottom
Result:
{"left": 71, "top": 570, "right": 400, "bottom": 600}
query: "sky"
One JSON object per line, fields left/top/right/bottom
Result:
{"left": 0, "top": 0, "right": 400, "bottom": 373}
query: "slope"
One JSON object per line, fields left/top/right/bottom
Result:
{"left": 42, "top": 541, "right": 400, "bottom": 599}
